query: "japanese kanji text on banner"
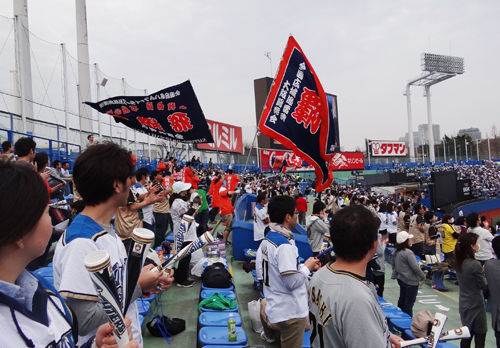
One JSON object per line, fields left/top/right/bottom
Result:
{"left": 329, "top": 152, "right": 364, "bottom": 170}
{"left": 258, "top": 36, "right": 337, "bottom": 191}
{"left": 196, "top": 120, "right": 243, "bottom": 153}
{"left": 85, "top": 80, "right": 214, "bottom": 144}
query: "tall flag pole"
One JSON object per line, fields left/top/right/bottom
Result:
{"left": 258, "top": 36, "right": 335, "bottom": 191}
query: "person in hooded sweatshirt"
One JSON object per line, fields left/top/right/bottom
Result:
{"left": 307, "top": 200, "right": 330, "bottom": 257}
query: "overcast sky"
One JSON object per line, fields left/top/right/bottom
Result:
{"left": 1, "top": 0, "right": 499, "bottom": 150}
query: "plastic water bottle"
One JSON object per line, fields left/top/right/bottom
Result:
{"left": 228, "top": 313, "right": 237, "bottom": 342}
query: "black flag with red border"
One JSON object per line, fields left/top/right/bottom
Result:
{"left": 85, "top": 80, "right": 214, "bottom": 144}
{"left": 258, "top": 36, "right": 335, "bottom": 191}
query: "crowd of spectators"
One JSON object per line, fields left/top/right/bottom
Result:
{"left": 388, "top": 162, "right": 500, "bottom": 199}
{"left": 1, "top": 136, "right": 499, "bottom": 347}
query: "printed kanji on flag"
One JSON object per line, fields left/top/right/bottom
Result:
{"left": 85, "top": 81, "right": 213, "bottom": 144}
{"left": 258, "top": 36, "right": 337, "bottom": 191}
{"left": 167, "top": 112, "right": 193, "bottom": 132}
{"left": 291, "top": 87, "right": 322, "bottom": 134}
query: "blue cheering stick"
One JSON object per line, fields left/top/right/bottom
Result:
{"left": 316, "top": 246, "right": 334, "bottom": 259}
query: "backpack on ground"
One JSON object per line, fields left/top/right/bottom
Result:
{"left": 202, "top": 262, "right": 232, "bottom": 288}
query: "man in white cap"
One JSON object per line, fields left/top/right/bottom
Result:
{"left": 170, "top": 181, "right": 197, "bottom": 287}
{"left": 392, "top": 230, "right": 425, "bottom": 316}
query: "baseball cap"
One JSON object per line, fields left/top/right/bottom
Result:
{"left": 396, "top": 231, "right": 414, "bottom": 244}
{"left": 190, "top": 191, "right": 200, "bottom": 202}
{"left": 172, "top": 181, "right": 192, "bottom": 194}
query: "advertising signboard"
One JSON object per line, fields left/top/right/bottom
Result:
{"left": 196, "top": 120, "right": 243, "bottom": 153}
{"left": 370, "top": 140, "right": 407, "bottom": 157}
{"left": 259, "top": 149, "right": 364, "bottom": 172}
{"left": 329, "top": 152, "right": 364, "bottom": 171}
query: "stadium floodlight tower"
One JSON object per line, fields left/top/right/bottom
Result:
{"left": 405, "top": 53, "right": 464, "bottom": 162}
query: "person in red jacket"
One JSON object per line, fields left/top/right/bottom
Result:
{"left": 129, "top": 150, "right": 136, "bottom": 167}
{"left": 208, "top": 172, "right": 223, "bottom": 222}
{"left": 225, "top": 169, "right": 241, "bottom": 191}
{"left": 156, "top": 158, "right": 167, "bottom": 173}
{"left": 218, "top": 187, "right": 235, "bottom": 244}
{"left": 296, "top": 192, "right": 308, "bottom": 226}
{"left": 225, "top": 169, "right": 241, "bottom": 205}
{"left": 184, "top": 162, "right": 200, "bottom": 189}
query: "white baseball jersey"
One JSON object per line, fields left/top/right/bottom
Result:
{"left": 309, "top": 264, "right": 391, "bottom": 348}
{"left": 386, "top": 211, "right": 398, "bottom": 234}
{"left": 131, "top": 183, "right": 154, "bottom": 225}
{"left": 253, "top": 203, "right": 269, "bottom": 241}
{"left": 256, "top": 229, "right": 310, "bottom": 323}
{"left": 53, "top": 214, "right": 142, "bottom": 345}
{"left": 0, "top": 271, "right": 76, "bottom": 347}
{"left": 378, "top": 211, "right": 388, "bottom": 231}
{"left": 170, "top": 198, "right": 197, "bottom": 242}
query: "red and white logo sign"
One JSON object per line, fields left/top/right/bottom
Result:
{"left": 370, "top": 141, "right": 407, "bottom": 157}
{"left": 259, "top": 149, "right": 314, "bottom": 173}
{"left": 329, "top": 152, "right": 364, "bottom": 170}
{"left": 197, "top": 120, "right": 243, "bottom": 153}
{"left": 259, "top": 149, "right": 364, "bottom": 172}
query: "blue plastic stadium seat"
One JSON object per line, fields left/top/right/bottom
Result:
{"left": 379, "top": 303, "right": 399, "bottom": 311}
{"left": 383, "top": 310, "right": 411, "bottom": 320}
{"left": 303, "top": 330, "right": 311, "bottom": 348}
{"left": 201, "top": 290, "right": 236, "bottom": 300}
{"left": 198, "top": 312, "right": 242, "bottom": 327}
{"left": 389, "top": 317, "right": 413, "bottom": 332}
{"left": 165, "top": 233, "right": 174, "bottom": 243}
{"left": 380, "top": 305, "right": 411, "bottom": 320}
{"left": 378, "top": 296, "right": 387, "bottom": 303}
{"left": 136, "top": 299, "right": 150, "bottom": 316}
{"left": 402, "top": 329, "right": 416, "bottom": 341}
{"left": 198, "top": 326, "right": 247, "bottom": 345}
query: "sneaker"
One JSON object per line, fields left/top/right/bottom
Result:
{"left": 216, "top": 233, "right": 224, "bottom": 240}
{"left": 176, "top": 280, "right": 194, "bottom": 288}
{"left": 260, "top": 331, "right": 276, "bottom": 343}
{"left": 225, "top": 240, "right": 232, "bottom": 245}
